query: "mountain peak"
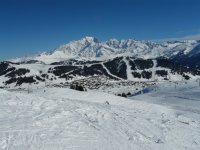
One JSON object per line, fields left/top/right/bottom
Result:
{"left": 10, "top": 37, "right": 200, "bottom": 64}
{"left": 82, "top": 36, "right": 99, "bottom": 43}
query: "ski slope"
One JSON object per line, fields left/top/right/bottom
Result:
{"left": 0, "top": 82, "right": 200, "bottom": 150}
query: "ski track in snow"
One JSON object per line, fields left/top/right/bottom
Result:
{"left": 152, "top": 59, "right": 157, "bottom": 80}
{"left": 101, "top": 63, "right": 123, "bottom": 80}
{"left": 123, "top": 57, "right": 135, "bottom": 81}
{"left": 0, "top": 82, "right": 200, "bottom": 150}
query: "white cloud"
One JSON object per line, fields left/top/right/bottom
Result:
{"left": 155, "top": 33, "right": 200, "bottom": 42}
{"left": 180, "top": 34, "right": 200, "bottom": 40}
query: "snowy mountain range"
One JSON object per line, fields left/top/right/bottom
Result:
{"left": 1, "top": 37, "right": 200, "bottom": 150}
{"left": 1, "top": 36, "right": 200, "bottom": 89}
{"left": 11, "top": 36, "right": 200, "bottom": 68}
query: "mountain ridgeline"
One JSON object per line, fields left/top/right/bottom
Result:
{"left": 11, "top": 37, "right": 200, "bottom": 69}
{"left": 1, "top": 37, "right": 200, "bottom": 88}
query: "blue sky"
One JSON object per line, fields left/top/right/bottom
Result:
{"left": 0, "top": 0, "right": 200, "bottom": 60}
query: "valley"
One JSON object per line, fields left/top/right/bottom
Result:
{"left": 0, "top": 37, "right": 200, "bottom": 150}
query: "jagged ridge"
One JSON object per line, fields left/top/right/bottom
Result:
{"left": 10, "top": 36, "right": 200, "bottom": 69}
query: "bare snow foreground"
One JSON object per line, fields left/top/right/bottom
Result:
{"left": 0, "top": 85, "right": 200, "bottom": 150}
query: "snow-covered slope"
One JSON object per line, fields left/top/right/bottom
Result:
{"left": 1, "top": 57, "right": 200, "bottom": 89}
{"left": 10, "top": 36, "right": 200, "bottom": 64}
{"left": 0, "top": 81, "right": 199, "bottom": 150}
{"left": 1, "top": 37, "right": 200, "bottom": 150}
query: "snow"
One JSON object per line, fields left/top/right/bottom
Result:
{"left": 0, "top": 80, "right": 200, "bottom": 149}
{"left": 131, "top": 80, "right": 200, "bottom": 116}
{"left": 10, "top": 36, "right": 200, "bottom": 64}
{"left": 14, "top": 64, "right": 52, "bottom": 76}
{"left": 101, "top": 63, "right": 123, "bottom": 80}
{"left": 152, "top": 59, "right": 157, "bottom": 81}
{"left": 123, "top": 57, "right": 135, "bottom": 81}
